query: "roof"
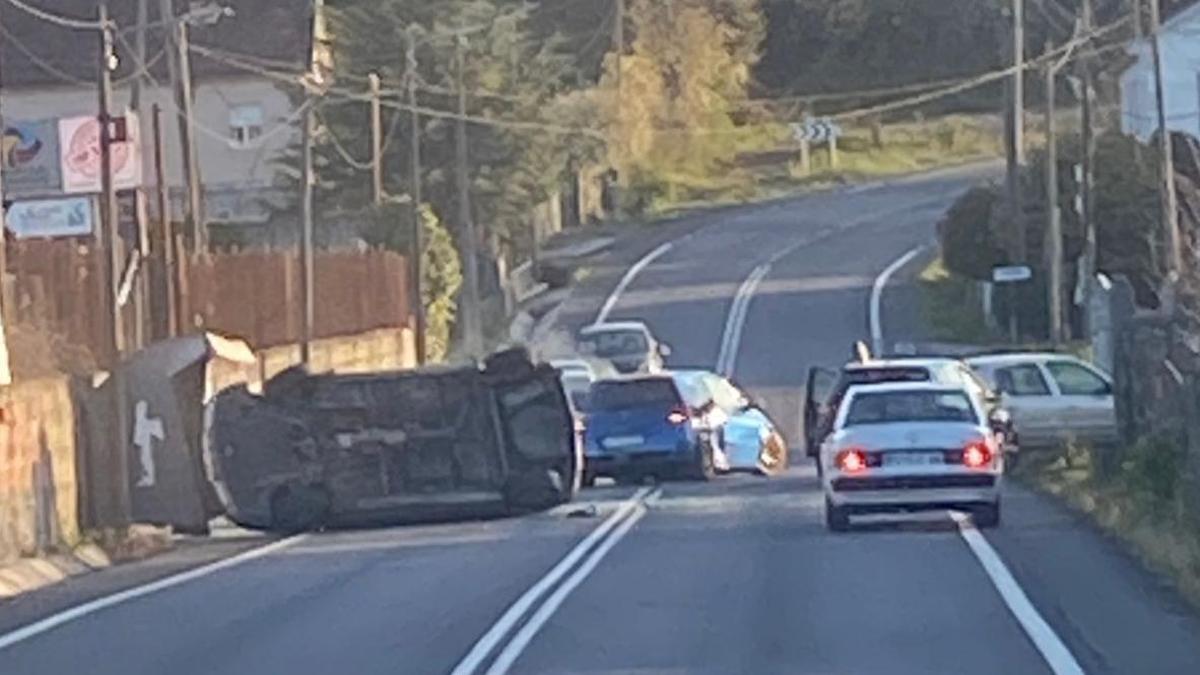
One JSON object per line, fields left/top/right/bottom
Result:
{"left": 964, "top": 352, "right": 1066, "bottom": 367}
{"left": 0, "top": 0, "right": 316, "bottom": 90}
{"left": 845, "top": 357, "right": 958, "bottom": 371}
{"left": 843, "top": 381, "right": 969, "bottom": 396}
{"left": 579, "top": 320, "right": 650, "bottom": 334}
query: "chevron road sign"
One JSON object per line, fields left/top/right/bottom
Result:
{"left": 790, "top": 119, "right": 843, "bottom": 142}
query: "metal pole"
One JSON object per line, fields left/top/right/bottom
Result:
{"left": 161, "top": 0, "right": 205, "bottom": 252}
{"left": 152, "top": 104, "right": 178, "bottom": 337}
{"left": 99, "top": 2, "right": 132, "bottom": 526}
{"left": 1012, "top": 0, "right": 1027, "bottom": 262}
{"left": 1045, "top": 46, "right": 1064, "bottom": 344}
{"left": 131, "top": 0, "right": 148, "bottom": 112}
{"left": 369, "top": 72, "right": 383, "bottom": 206}
{"left": 300, "top": 105, "right": 316, "bottom": 366}
{"left": 455, "top": 37, "right": 482, "bottom": 357}
{"left": 1148, "top": 0, "right": 1182, "bottom": 277}
{"left": 406, "top": 34, "right": 427, "bottom": 364}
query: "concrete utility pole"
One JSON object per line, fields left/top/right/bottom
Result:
{"left": 98, "top": 1, "right": 132, "bottom": 526}
{"left": 369, "top": 72, "right": 383, "bottom": 206}
{"left": 299, "top": 104, "right": 316, "bottom": 366}
{"left": 160, "top": 0, "right": 205, "bottom": 252}
{"left": 406, "top": 33, "right": 427, "bottom": 364}
{"left": 1147, "top": 0, "right": 1182, "bottom": 277}
{"left": 455, "top": 36, "right": 483, "bottom": 357}
{"left": 1044, "top": 41, "right": 1064, "bottom": 344}
{"left": 1009, "top": 0, "right": 1027, "bottom": 262}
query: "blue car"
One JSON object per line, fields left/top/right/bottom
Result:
{"left": 582, "top": 370, "right": 788, "bottom": 485}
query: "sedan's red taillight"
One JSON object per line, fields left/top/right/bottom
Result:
{"left": 836, "top": 448, "right": 869, "bottom": 473}
{"left": 666, "top": 408, "right": 690, "bottom": 426}
{"left": 963, "top": 441, "right": 992, "bottom": 469}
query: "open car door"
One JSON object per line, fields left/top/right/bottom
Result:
{"left": 803, "top": 366, "right": 839, "bottom": 457}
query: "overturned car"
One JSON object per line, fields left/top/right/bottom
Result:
{"left": 204, "top": 348, "right": 581, "bottom": 531}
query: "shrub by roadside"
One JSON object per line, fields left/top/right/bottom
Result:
{"left": 1013, "top": 438, "right": 1200, "bottom": 610}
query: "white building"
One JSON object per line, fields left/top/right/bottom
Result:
{"left": 0, "top": 0, "right": 328, "bottom": 238}
{"left": 1120, "top": 1, "right": 1200, "bottom": 141}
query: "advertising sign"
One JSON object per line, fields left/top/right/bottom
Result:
{"left": 59, "top": 113, "right": 142, "bottom": 194}
{"left": 1, "top": 119, "right": 62, "bottom": 198}
{"left": 5, "top": 196, "right": 95, "bottom": 239}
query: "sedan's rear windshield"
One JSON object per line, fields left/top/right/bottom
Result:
{"left": 843, "top": 367, "right": 930, "bottom": 386}
{"left": 580, "top": 330, "right": 648, "bottom": 358}
{"left": 843, "top": 390, "right": 976, "bottom": 426}
{"left": 590, "top": 380, "right": 679, "bottom": 410}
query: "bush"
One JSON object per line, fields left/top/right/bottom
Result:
{"left": 1123, "top": 434, "right": 1187, "bottom": 516}
{"left": 361, "top": 203, "right": 462, "bottom": 362}
{"left": 937, "top": 184, "right": 1007, "bottom": 282}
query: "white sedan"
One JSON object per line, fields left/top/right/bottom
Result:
{"left": 821, "top": 382, "right": 1005, "bottom": 531}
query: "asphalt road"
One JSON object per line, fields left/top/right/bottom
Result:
{"left": 4, "top": 165, "right": 1200, "bottom": 675}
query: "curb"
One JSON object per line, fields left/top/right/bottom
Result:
{"left": 0, "top": 544, "right": 112, "bottom": 599}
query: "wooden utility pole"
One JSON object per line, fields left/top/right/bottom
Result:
{"left": 406, "top": 33, "right": 427, "bottom": 364}
{"left": 612, "top": 0, "right": 625, "bottom": 216}
{"left": 1148, "top": 0, "right": 1182, "bottom": 276}
{"left": 455, "top": 36, "right": 482, "bottom": 357}
{"left": 160, "top": 0, "right": 205, "bottom": 252}
{"left": 1079, "top": 0, "right": 1097, "bottom": 335}
{"left": 99, "top": 1, "right": 132, "bottom": 525}
{"left": 299, "top": 105, "right": 316, "bottom": 366}
{"left": 152, "top": 104, "right": 178, "bottom": 337}
{"left": 1044, "top": 42, "right": 1064, "bottom": 344}
{"left": 369, "top": 72, "right": 383, "bottom": 206}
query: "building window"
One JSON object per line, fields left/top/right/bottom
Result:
{"left": 229, "top": 103, "right": 264, "bottom": 147}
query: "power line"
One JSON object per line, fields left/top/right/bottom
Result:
{"left": 189, "top": 41, "right": 606, "bottom": 139}
{"left": 314, "top": 107, "right": 374, "bottom": 171}
{"left": 0, "top": 20, "right": 89, "bottom": 84}
{"left": 2, "top": 0, "right": 100, "bottom": 30}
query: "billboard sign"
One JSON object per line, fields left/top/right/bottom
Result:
{"left": 1, "top": 119, "right": 63, "bottom": 198}
{"left": 5, "top": 196, "right": 95, "bottom": 239}
{"left": 59, "top": 113, "right": 142, "bottom": 194}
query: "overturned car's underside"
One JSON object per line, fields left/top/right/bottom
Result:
{"left": 204, "top": 349, "right": 580, "bottom": 531}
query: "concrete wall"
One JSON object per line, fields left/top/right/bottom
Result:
{"left": 0, "top": 378, "right": 79, "bottom": 563}
{"left": 257, "top": 328, "right": 418, "bottom": 382}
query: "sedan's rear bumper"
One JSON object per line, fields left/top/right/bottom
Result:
{"left": 826, "top": 473, "right": 1000, "bottom": 509}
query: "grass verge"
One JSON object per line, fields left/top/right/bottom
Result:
{"left": 916, "top": 256, "right": 1000, "bottom": 344}
{"left": 1014, "top": 440, "right": 1200, "bottom": 610}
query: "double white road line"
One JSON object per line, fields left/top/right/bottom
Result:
{"left": 451, "top": 487, "right": 661, "bottom": 675}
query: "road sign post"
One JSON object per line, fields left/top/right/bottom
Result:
{"left": 791, "top": 118, "right": 842, "bottom": 172}
{"left": 993, "top": 265, "right": 1032, "bottom": 344}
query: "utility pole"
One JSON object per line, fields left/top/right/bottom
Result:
{"left": 98, "top": 1, "right": 132, "bottom": 526}
{"left": 455, "top": 36, "right": 483, "bottom": 357}
{"left": 131, "top": 0, "right": 148, "bottom": 112}
{"left": 612, "top": 0, "right": 625, "bottom": 216}
{"left": 152, "top": 104, "right": 178, "bottom": 337}
{"left": 299, "top": 104, "right": 316, "bottom": 366}
{"left": 1148, "top": 0, "right": 1182, "bottom": 277}
{"left": 1009, "top": 0, "right": 1027, "bottom": 261}
{"left": 369, "top": 72, "right": 383, "bottom": 206}
{"left": 1079, "top": 0, "right": 1097, "bottom": 335}
{"left": 1044, "top": 41, "right": 1064, "bottom": 344}
{"left": 406, "top": 33, "right": 427, "bottom": 364}
{"left": 160, "top": 0, "right": 205, "bottom": 252}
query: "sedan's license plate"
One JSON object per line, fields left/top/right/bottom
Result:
{"left": 884, "top": 452, "right": 943, "bottom": 467}
{"left": 604, "top": 435, "right": 645, "bottom": 449}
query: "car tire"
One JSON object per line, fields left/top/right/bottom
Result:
{"left": 269, "top": 484, "right": 330, "bottom": 534}
{"left": 825, "top": 497, "right": 850, "bottom": 532}
{"left": 691, "top": 439, "right": 716, "bottom": 481}
{"left": 973, "top": 501, "right": 1001, "bottom": 529}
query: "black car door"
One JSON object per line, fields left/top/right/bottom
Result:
{"left": 803, "top": 367, "right": 839, "bottom": 457}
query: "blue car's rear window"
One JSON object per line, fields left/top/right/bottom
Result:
{"left": 590, "top": 380, "right": 680, "bottom": 410}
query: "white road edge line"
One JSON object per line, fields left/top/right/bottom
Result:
{"left": 0, "top": 533, "right": 308, "bottom": 652}
{"left": 951, "top": 513, "right": 1086, "bottom": 675}
{"left": 869, "top": 245, "right": 924, "bottom": 356}
{"left": 594, "top": 242, "right": 674, "bottom": 324}
{"left": 450, "top": 487, "right": 652, "bottom": 675}
{"left": 485, "top": 503, "right": 650, "bottom": 675}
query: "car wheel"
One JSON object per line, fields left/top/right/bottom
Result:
{"left": 692, "top": 439, "right": 716, "bottom": 481}
{"left": 973, "top": 501, "right": 1001, "bottom": 529}
{"left": 270, "top": 484, "right": 330, "bottom": 534}
{"left": 825, "top": 497, "right": 850, "bottom": 532}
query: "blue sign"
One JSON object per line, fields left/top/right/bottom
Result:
{"left": 1, "top": 119, "right": 63, "bottom": 198}
{"left": 5, "top": 196, "right": 94, "bottom": 239}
